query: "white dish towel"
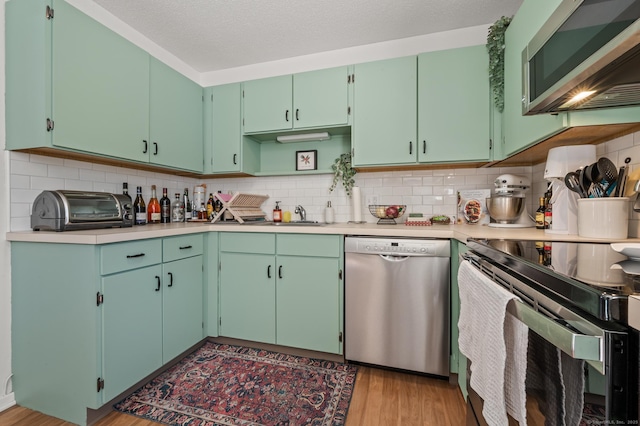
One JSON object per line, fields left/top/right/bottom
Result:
{"left": 458, "top": 260, "right": 529, "bottom": 426}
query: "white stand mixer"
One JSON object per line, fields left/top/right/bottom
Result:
{"left": 488, "top": 174, "right": 535, "bottom": 228}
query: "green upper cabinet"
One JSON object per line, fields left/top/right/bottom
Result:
{"left": 242, "top": 66, "right": 350, "bottom": 134}
{"left": 243, "top": 75, "right": 292, "bottom": 133}
{"left": 292, "top": 67, "right": 350, "bottom": 129}
{"left": 149, "top": 58, "right": 204, "bottom": 172}
{"left": 6, "top": 0, "right": 205, "bottom": 174}
{"left": 6, "top": 0, "right": 150, "bottom": 161}
{"left": 501, "top": 0, "right": 567, "bottom": 158}
{"left": 207, "top": 83, "right": 242, "bottom": 173}
{"left": 352, "top": 56, "right": 418, "bottom": 166}
{"left": 418, "top": 46, "right": 491, "bottom": 163}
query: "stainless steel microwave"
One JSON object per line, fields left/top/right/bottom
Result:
{"left": 523, "top": 0, "right": 640, "bottom": 115}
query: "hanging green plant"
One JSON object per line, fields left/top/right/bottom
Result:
{"left": 487, "top": 16, "right": 512, "bottom": 112}
{"left": 329, "top": 152, "right": 357, "bottom": 197}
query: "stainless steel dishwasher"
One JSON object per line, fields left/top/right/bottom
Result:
{"left": 345, "top": 236, "right": 450, "bottom": 376}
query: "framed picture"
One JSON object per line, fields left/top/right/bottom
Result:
{"left": 296, "top": 150, "right": 317, "bottom": 171}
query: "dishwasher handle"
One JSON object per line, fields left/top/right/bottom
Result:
{"left": 379, "top": 254, "right": 410, "bottom": 262}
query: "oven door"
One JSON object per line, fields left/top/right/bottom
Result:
{"left": 462, "top": 254, "right": 638, "bottom": 425}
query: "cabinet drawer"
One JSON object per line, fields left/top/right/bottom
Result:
{"left": 277, "top": 234, "right": 340, "bottom": 258}
{"left": 220, "top": 232, "right": 275, "bottom": 254}
{"left": 101, "top": 239, "right": 162, "bottom": 275}
{"left": 163, "top": 234, "right": 204, "bottom": 262}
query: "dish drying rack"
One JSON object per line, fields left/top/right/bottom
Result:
{"left": 211, "top": 192, "right": 269, "bottom": 223}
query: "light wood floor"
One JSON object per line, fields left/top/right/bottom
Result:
{"left": 0, "top": 366, "right": 466, "bottom": 426}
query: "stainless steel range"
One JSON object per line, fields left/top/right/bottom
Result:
{"left": 462, "top": 238, "right": 639, "bottom": 425}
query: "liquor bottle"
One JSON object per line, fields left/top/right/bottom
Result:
{"left": 133, "top": 186, "right": 146, "bottom": 225}
{"left": 535, "top": 197, "right": 545, "bottom": 230}
{"left": 544, "top": 201, "right": 552, "bottom": 230}
{"left": 160, "top": 187, "right": 171, "bottom": 223}
{"left": 122, "top": 182, "right": 131, "bottom": 201}
{"left": 214, "top": 191, "right": 223, "bottom": 214}
{"left": 206, "top": 193, "right": 214, "bottom": 220}
{"left": 172, "top": 193, "right": 184, "bottom": 222}
{"left": 183, "top": 188, "right": 191, "bottom": 222}
{"left": 147, "top": 185, "right": 161, "bottom": 224}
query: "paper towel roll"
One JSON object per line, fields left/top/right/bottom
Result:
{"left": 351, "top": 186, "right": 362, "bottom": 223}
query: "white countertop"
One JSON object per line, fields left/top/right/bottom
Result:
{"left": 7, "top": 221, "right": 640, "bottom": 245}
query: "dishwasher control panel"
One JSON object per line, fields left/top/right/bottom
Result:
{"left": 345, "top": 237, "right": 450, "bottom": 257}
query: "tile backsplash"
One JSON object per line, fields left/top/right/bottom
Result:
{"left": 9, "top": 128, "right": 640, "bottom": 234}
{"left": 9, "top": 151, "right": 531, "bottom": 231}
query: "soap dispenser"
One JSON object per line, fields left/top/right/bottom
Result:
{"left": 273, "top": 201, "right": 282, "bottom": 222}
{"left": 325, "top": 201, "right": 335, "bottom": 224}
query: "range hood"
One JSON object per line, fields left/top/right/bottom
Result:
{"left": 523, "top": 0, "right": 640, "bottom": 115}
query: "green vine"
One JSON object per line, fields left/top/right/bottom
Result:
{"left": 487, "top": 16, "right": 512, "bottom": 112}
{"left": 329, "top": 153, "right": 357, "bottom": 197}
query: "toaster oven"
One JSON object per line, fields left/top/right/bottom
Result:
{"left": 31, "top": 190, "right": 133, "bottom": 231}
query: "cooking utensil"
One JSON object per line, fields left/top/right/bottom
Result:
{"left": 589, "top": 157, "right": 618, "bottom": 195}
{"left": 564, "top": 172, "right": 586, "bottom": 198}
{"left": 579, "top": 167, "right": 591, "bottom": 196}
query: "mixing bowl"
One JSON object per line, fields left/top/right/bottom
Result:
{"left": 486, "top": 196, "right": 525, "bottom": 224}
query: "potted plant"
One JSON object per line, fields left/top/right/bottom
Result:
{"left": 329, "top": 152, "right": 357, "bottom": 197}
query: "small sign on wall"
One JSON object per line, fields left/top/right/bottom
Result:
{"left": 296, "top": 150, "right": 317, "bottom": 171}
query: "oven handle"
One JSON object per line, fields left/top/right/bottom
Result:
{"left": 462, "top": 252, "right": 604, "bottom": 372}
{"left": 507, "top": 299, "right": 602, "bottom": 363}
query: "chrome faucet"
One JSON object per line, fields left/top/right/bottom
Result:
{"left": 294, "top": 205, "right": 306, "bottom": 221}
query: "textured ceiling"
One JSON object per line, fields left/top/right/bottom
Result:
{"left": 92, "top": 0, "right": 523, "bottom": 73}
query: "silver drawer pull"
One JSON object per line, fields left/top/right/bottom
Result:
{"left": 179, "top": 245, "right": 193, "bottom": 250}
{"left": 126, "top": 253, "right": 145, "bottom": 259}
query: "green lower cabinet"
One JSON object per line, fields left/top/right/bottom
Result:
{"left": 276, "top": 256, "right": 341, "bottom": 353}
{"left": 162, "top": 255, "right": 204, "bottom": 362}
{"left": 102, "top": 265, "right": 163, "bottom": 403}
{"left": 11, "top": 234, "right": 205, "bottom": 426}
{"left": 219, "top": 252, "right": 277, "bottom": 344}
{"left": 218, "top": 232, "right": 343, "bottom": 354}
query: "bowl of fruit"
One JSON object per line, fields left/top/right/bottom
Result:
{"left": 368, "top": 205, "right": 406, "bottom": 224}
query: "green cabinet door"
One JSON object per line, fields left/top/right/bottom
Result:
{"left": 353, "top": 56, "right": 418, "bottom": 166}
{"left": 243, "top": 75, "right": 293, "bottom": 133}
{"left": 150, "top": 58, "right": 204, "bottom": 172}
{"left": 293, "top": 66, "right": 350, "bottom": 129}
{"left": 276, "top": 256, "right": 341, "bottom": 353}
{"left": 163, "top": 255, "right": 204, "bottom": 362}
{"left": 219, "top": 252, "right": 276, "bottom": 343}
{"left": 102, "top": 265, "right": 163, "bottom": 402}
{"left": 52, "top": 0, "right": 150, "bottom": 162}
{"left": 418, "top": 46, "right": 491, "bottom": 163}
{"left": 501, "top": 0, "right": 567, "bottom": 158}
{"left": 210, "top": 83, "right": 242, "bottom": 172}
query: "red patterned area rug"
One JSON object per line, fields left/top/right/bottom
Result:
{"left": 114, "top": 342, "right": 357, "bottom": 426}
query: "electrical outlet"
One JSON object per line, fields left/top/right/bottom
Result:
{"left": 366, "top": 195, "right": 378, "bottom": 205}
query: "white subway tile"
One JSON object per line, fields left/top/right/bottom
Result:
{"left": 9, "top": 152, "right": 30, "bottom": 162}
{"left": 444, "top": 175, "right": 466, "bottom": 186}
{"left": 31, "top": 176, "right": 64, "bottom": 190}
{"left": 65, "top": 179, "right": 93, "bottom": 191}
{"left": 423, "top": 195, "right": 444, "bottom": 204}
{"left": 433, "top": 186, "right": 455, "bottom": 196}
{"left": 382, "top": 177, "right": 403, "bottom": 187}
{"left": 10, "top": 175, "right": 30, "bottom": 190}
{"left": 11, "top": 188, "right": 41, "bottom": 204}
{"left": 11, "top": 203, "right": 30, "bottom": 218}
{"left": 11, "top": 160, "right": 47, "bottom": 177}
{"left": 392, "top": 186, "right": 413, "bottom": 196}
{"left": 606, "top": 133, "right": 634, "bottom": 153}
{"left": 413, "top": 186, "right": 433, "bottom": 196}
{"left": 79, "top": 169, "right": 106, "bottom": 182}
{"left": 423, "top": 176, "right": 444, "bottom": 186}
{"left": 48, "top": 164, "right": 79, "bottom": 180}
{"left": 63, "top": 158, "right": 93, "bottom": 170}
{"left": 11, "top": 217, "right": 31, "bottom": 232}
{"left": 402, "top": 177, "right": 422, "bottom": 186}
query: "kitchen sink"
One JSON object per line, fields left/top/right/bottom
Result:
{"left": 242, "top": 220, "right": 325, "bottom": 226}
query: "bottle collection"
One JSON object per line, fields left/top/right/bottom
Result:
{"left": 124, "top": 183, "right": 226, "bottom": 225}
